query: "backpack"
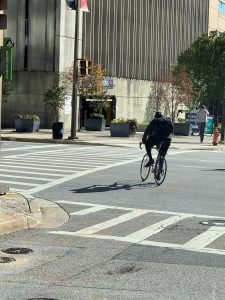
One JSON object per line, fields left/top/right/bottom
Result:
{"left": 153, "top": 117, "right": 173, "bottom": 138}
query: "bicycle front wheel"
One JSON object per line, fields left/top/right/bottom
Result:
{"left": 140, "top": 153, "right": 151, "bottom": 182}
{"left": 154, "top": 156, "right": 167, "bottom": 186}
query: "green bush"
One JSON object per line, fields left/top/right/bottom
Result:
{"left": 17, "top": 114, "right": 40, "bottom": 120}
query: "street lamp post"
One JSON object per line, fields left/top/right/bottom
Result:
{"left": 69, "top": 0, "right": 80, "bottom": 140}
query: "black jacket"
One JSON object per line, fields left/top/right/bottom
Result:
{"left": 142, "top": 117, "right": 173, "bottom": 143}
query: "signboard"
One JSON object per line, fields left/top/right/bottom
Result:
{"left": 186, "top": 111, "right": 213, "bottom": 135}
{"left": 205, "top": 116, "right": 213, "bottom": 134}
{"left": 186, "top": 110, "right": 198, "bottom": 135}
{"left": 103, "top": 77, "right": 114, "bottom": 89}
{"left": 64, "top": 95, "right": 72, "bottom": 114}
{"left": 3, "top": 37, "right": 15, "bottom": 81}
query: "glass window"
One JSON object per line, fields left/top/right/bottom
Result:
{"left": 218, "top": 0, "right": 225, "bottom": 14}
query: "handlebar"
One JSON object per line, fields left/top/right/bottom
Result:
{"left": 139, "top": 142, "right": 143, "bottom": 149}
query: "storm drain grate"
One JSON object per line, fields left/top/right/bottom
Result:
{"left": 0, "top": 257, "right": 16, "bottom": 263}
{"left": 2, "top": 248, "right": 33, "bottom": 255}
{"left": 200, "top": 220, "right": 225, "bottom": 227}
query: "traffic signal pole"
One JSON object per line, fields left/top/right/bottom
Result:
{"left": 69, "top": 0, "right": 80, "bottom": 140}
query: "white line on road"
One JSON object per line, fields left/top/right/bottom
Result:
{"left": 60, "top": 210, "right": 148, "bottom": 235}
{"left": 0, "top": 174, "right": 52, "bottom": 182}
{"left": 0, "top": 168, "right": 63, "bottom": 177}
{"left": 70, "top": 206, "right": 107, "bottom": 215}
{"left": 0, "top": 163, "right": 76, "bottom": 173}
{"left": 0, "top": 180, "right": 36, "bottom": 186}
{"left": 176, "top": 165, "right": 206, "bottom": 169}
{"left": 124, "top": 215, "right": 188, "bottom": 243}
{"left": 183, "top": 226, "right": 225, "bottom": 248}
{"left": 0, "top": 144, "right": 64, "bottom": 152}
{"left": 54, "top": 200, "right": 225, "bottom": 220}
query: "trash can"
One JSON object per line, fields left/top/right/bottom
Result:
{"left": 52, "top": 122, "right": 64, "bottom": 139}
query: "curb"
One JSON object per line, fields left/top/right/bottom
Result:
{"left": 0, "top": 193, "right": 69, "bottom": 236}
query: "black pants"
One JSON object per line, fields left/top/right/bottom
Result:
{"left": 145, "top": 137, "right": 171, "bottom": 159}
{"left": 199, "top": 122, "right": 206, "bottom": 137}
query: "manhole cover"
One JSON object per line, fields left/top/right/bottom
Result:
{"left": 0, "top": 257, "right": 16, "bottom": 263}
{"left": 200, "top": 220, "right": 225, "bottom": 226}
{"left": 26, "top": 298, "right": 59, "bottom": 300}
{"left": 2, "top": 248, "right": 33, "bottom": 255}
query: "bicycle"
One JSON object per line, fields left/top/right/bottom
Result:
{"left": 139, "top": 142, "right": 167, "bottom": 186}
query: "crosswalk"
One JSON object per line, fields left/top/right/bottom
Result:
{"left": 50, "top": 200, "right": 225, "bottom": 256}
{"left": 0, "top": 144, "right": 142, "bottom": 193}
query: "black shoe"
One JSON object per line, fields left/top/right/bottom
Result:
{"left": 144, "top": 158, "right": 154, "bottom": 168}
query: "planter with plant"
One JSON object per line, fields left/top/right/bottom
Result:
{"left": 77, "top": 63, "right": 109, "bottom": 131}
{"left": 110, "top": 118, "right": 138, "bottom": 137}
{"left": 43, "top": 74, "right": 67, "bottom": 139}
{"left": 173, "top": 119, "right": 190, "bottom": 136}
{"left": 15, "top": 114, "right": 40, "bottom": 132}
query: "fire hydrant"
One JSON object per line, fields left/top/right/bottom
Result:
{"left": 212, "top": 128, "right": 220, "bottom": 146}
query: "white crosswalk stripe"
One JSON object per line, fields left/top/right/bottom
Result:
{"left": 50, "top": 201, "right": 225, "bottom": 256}
{"left": 0, "top": 144, "right": 142, "bottom": 192}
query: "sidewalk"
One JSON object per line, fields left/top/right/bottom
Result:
{"left": 0, "top": 129, "right": 224, "bottom": 237}
{"left": 1, "top": 128, "right": 225, "bottom": 150}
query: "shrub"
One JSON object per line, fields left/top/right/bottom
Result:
{"left": 17, "top": 114, "right": 40, "bottom": 120}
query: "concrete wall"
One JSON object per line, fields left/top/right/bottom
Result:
{"left": 108, "top": 78, "right": 153, "bottom": 123}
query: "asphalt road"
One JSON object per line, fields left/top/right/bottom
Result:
{"left": 1, "top": 141, "right": 225, "bottom": 299}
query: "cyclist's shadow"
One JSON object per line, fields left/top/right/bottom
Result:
{"left": 70, "top": 180, "right": 156, "bottom": 194}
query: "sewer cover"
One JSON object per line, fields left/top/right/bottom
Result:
{"left": 26, "top": 298, "right": 59, "bottom": 300}
{"left": 0, "top": 257, "right": 16, "bottom": 263}
{"left": 200, "top": 220, "right": 225, "bottom": 226}
{"left": 2, "top": 248, "right": 33, "bottom": 255}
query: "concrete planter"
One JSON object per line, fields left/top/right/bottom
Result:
{"left": 173, "top": 122, "right": 190, "bottom": 136}
{"left": 84, "top": 118, "right": 106, "bottom": 131}
{"left": 15, "top": 119, "right": 40, "bottom": 132}
{"left": 137, "top": 125, "right": 147, "bottom": 132}
{"left": 110, "top": 123, "right": 131, "bottom": 137}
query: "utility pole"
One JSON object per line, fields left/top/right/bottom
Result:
{"left": 221, "top": 85, "right": 225, "bottom": 142}
{"left": 68, "top": 0, "right": 80, "bottom": 140}
{"left": 0, "top": 0, "right": 9, "bottom": 194}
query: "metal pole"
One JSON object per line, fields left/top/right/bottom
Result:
{"left": 69, "top": 0, "right": 80, "bottom": 139}
{"left": 220, "top": 83, "right": 225, "bottom": 142}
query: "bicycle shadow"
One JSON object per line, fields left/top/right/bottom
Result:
{"left": 70, "top": 180, "right": 156, "bottom": 194}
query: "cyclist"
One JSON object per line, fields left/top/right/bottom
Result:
{"left": 142, "top": 112, "right": 174, "bottom": 167}
{"left": 197, "top": 105, "right": 209, "bottom": 143}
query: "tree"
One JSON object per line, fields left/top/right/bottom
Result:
{"left": 64, "top": 63, "right": 109, "bottom": 118}
{"left": 145, "top": 69, "right": 193, "bottom": 123}
{"left": 43, "top": 74, "right": 68, "bottom": 122}
{"left": 174, "top": 31, "right": 225, "bottom": 134}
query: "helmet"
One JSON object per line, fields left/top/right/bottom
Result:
{"left": 154, "top": 111, "right": 163, "bottom": 119}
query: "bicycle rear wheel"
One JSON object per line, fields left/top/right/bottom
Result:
{"left": 140, "top": 153, "right": 151, "bottom": 182}
{"left": 154, "top": 156, "right": 167, "bottom": 186}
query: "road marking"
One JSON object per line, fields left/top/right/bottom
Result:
{"left": 184, "top": 226, "right": 225, "bottom": 248}
{"left": 124, "top": 215, "right": 188, "bottom": 242}
{"left": 26, "top": 157, "right": 143, "bottom": 195}
{"left": 0, "top": 144, "right": 64, "bottom": 152}
{"left": 49, "top": 202, "right": 225, "bottom": 256}
{"left": 0, "top": 174, "right": 51, "bottom": 182}
{"left": 63, "top": 210, "right": 147, "bottom": 235}
{"left": 0, "top": 168, "right": 63, "bottom": 177}
{"left": 0, "top": 163, "right": 76, "bottom": 173}
{"left": 54, "top": 200, "right": 225, "bottom": 220}
{"left": 70, "top": 206, "right": 107, "bottom": 215}
{"left": 1, "top": 159, "right": 90, "bottom": 169}
{"left": 176, "top": 165, "right": 206, "bottom": 169}
{"left": 0, "top": 180, "right": 36, "bottom": 186}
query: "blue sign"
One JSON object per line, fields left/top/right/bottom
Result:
{"left": 103, "top": 77, "right": 114, "bottom": 89}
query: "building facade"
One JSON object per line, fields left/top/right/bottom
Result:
{"left": 2, "top": 0, "right": 225, "bottom": 128}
